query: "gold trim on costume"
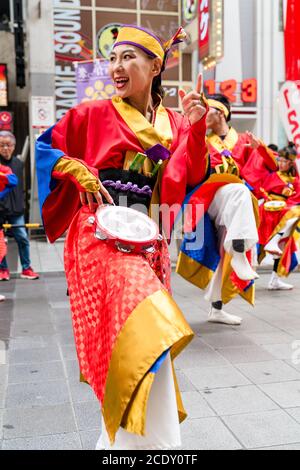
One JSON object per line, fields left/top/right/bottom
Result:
{"left": 269, "top": 206, "right": 300, "bottom": 241}
{"left": 102, "top": 288, "right": 194, "bottom": 444}
{"left": 112, "top": 96, "right": 173, "bottom": 152}
{"left": 277, "top": 171, "right": 296, "bottom": 185}
{"left": 207, "top": 127, "right": 239, "bottom": 153}
{"left": 121, "top": 372, "right": 155, "bottom": 436}
{"left": 221, "top": 252, "right": 255, "bottom": 306}
{"left": 176, "top": 251, "right": 214, "bottom": 289}
{"left": 54, "top": 157, "right": 100, "bottom": 192}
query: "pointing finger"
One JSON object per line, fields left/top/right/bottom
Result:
{"left": 196, "top": 73, "right": 203, "bottom": 94}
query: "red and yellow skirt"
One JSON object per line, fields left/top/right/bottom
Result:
{"left": 64, "top": 206, "right": 193, "bottom": 444}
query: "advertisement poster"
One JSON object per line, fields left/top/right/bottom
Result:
{"left": 0, "top": 64, "right": 8, "bottom": 107}
{"left": 74, "top": 59, "right": 115, "bottom": 104}
{"left": 31, "top": 96, "right": 55, "bottom": 129}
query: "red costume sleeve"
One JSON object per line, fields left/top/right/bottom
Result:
{"left": 161, "top": 111, "right": 208, "bottom": 235}
{"left": 240, "top": 139, "right": 278, "bottom": 195}
{"left": 42, "top": 104, "right": 100, "bottom": 242}
{"left": 0, "top": 171, "right": 8, "bottom": 192}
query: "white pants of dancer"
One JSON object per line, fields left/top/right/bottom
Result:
{"left": 276, "top": 217, "right": 299, "bottom": 239}
{"left": 96, "top": 353, "right": 181, "bottom": 450}
{"left": 205, "top": 183, "right": 258, "bottom": 303}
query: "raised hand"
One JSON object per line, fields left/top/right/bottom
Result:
{"left": 245, "top": 131, "right": 261, "bottom": 149}
{"left": 179, "top": 73, "right": 207, "bottom": 126}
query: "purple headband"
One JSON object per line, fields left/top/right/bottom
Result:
{"left": 113, "top": 41, "right": 157, "bottom": 58}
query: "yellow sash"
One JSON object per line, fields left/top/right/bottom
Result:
{"left": 112, "top": 96, "right": 173, "bottom": 207}
{"left": 207, "top": 127, "right": 240, "bottom": 176}
{"left": 112, "top": 96, "right": 173, "bottom": 151}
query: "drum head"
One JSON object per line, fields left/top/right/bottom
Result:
{"left": 95, "top": 205, "right": 159, "bottom": 246}
{"left": 264, "top": 200, "right": 286, "bottom": 211}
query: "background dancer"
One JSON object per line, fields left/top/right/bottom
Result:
{"left": 256, "top": 144, "right": 300, "bottom": 290}
{"left": 36, "top": 25, "right": 209, "bottom": 450}
{"left": 177, "top": 94, "right": 276, "bottom": 326}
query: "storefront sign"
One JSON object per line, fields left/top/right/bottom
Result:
{"left": 0, "top": 111, "right": 13, "bottom": 131}
{"left": 183, "top": 0, "right": 197, "bottom": 23}
{"left": 204, "top": 78, "right": 257, "bottom": 104}
{"left": 198, "top": 0, "right": 209, "bottom": 61}
{"left": 279, "top": 81, "right": 300, "bottom": 166}
{"left": 31, "top": 96, "right": 55, "bottom": 129}
{"left": 53, "top": 3, "right": 93, "bottom": 120}
{"left": 97, "top": 23, "right": 121, "bottom": 59}
{"left": 0, "top": 64, "right": 8, "bottom": 107}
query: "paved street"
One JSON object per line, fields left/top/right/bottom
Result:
{"left": 1, "top": 240, "right": 300, "bottom": 450}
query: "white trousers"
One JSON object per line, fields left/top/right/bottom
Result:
{"left": 96, "top": 353, "right": 181, "bottom": 450}
{"left": 277, "top": 217, "right": 299, "bottom": 239}
{"left": 205, "top": 184, "right": 258, "bottom": 303}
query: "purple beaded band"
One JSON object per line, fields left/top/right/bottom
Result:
{"left": 102, "top": 180, "right": 153, "bottom": 197}
{"left": 221, "top": 150, "right": 232, "bottom": 158}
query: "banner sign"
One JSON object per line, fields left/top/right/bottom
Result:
{"left": 279, "top": 81, "right": 300, "bottom": 171}
{"left": 74, "top": 59, "right": 115, "bottom": 104}
{"left": 31, "top": 96, "right": 55, "bottom": 129}
{"left": 0, "top": 64, "right": 8, "bottom": 107}
{"left": 198, "top": 0, "right": 210, "bottom": 61}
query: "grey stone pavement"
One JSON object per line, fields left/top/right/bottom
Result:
{"left": 0, "top": 239, "right": 300, "bottom": 450}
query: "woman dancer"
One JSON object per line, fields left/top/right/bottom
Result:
{"left": 36, "top": 25, "right": 208, "bottom": 449}
{"left": 257, "top": 144, "right": 300, "bottom": 290}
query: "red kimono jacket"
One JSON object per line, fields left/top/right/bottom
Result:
{"left": 208, "top": 129, "right": 278, "bottom": 193}
{"left": 36, "top": 98, "right": 208, "bottom": 242}
{"left": 257, "top": 170, "right": 300, "bottom": 276}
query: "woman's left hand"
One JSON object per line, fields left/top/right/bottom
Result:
{"left": 179, "top": 73, "right": 207, "bottom": 126}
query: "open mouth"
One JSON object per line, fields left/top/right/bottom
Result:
{"left": 114, "top": 77, "right": 129, "bottom": 90}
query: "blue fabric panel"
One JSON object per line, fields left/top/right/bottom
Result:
{"left": 35, "top": 126, "right": 65, "bottom": 213}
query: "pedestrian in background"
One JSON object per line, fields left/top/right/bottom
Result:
{"left": 0, "top": 131, "right": 39, "bottom": 281}
{"left": 0, "top": 161, "right": 18, "bottom": 299}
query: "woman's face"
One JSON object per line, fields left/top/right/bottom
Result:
{"left": 277, "top": 156, "right": 293, "bottom": 172}
{"left": 109, "top": 44, "right": 160, "bottom": 99}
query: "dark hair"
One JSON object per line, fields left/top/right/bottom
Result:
{"left": 268, "top": 144, "right": 278, "bottom": 152}
{"left": 206, "top": 93, "right": 232, "bottom": 122}
{"left": 278, "top": 144, "right": 297, "bottom": 176}
{"left": 151, "top": 72, "right": 165, "bottom": 99}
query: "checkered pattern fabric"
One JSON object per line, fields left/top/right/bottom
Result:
{"left": 64, "top": 206, "right": 171, "bottom": 403}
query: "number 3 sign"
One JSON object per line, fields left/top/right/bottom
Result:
{"left": 279, "top": 81, "right": 300, "bottom": 155}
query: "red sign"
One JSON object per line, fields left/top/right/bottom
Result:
{"left": 204, "top": 78, "right": 257, "bottom": 104}
{"left": 279, "top": 81, "right": 300, "bottom": 160}
{"left": 0, "top": 111, "right": 13, "bottom": 131}
{"left": 285, "top": 0, "right": 300, "bottom": 81}
{"left": 198, "top": 0, "right": 210, "bottom": 61}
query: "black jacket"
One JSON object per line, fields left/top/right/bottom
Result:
{"left": 0, "top": 155, "right": 24, "bottom": 217}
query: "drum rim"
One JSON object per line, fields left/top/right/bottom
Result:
{"left": 95, "top": 204, "right": 159, "bottom": 245}
{"left": 264, "top": 200, "right": 287, "bottom": 211}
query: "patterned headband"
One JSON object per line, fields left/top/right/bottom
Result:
{"left": 113, "top": 25, "right": 186, "bottom": 70}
